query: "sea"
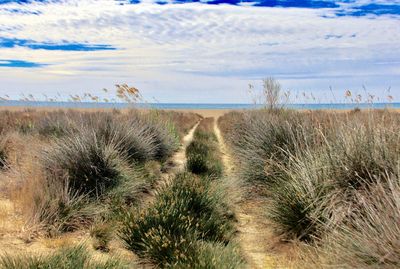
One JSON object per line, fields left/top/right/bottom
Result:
{"left": 0, "top": 100, "right": 399, "bottom": 110}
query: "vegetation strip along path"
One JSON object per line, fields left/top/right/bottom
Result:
{"left": 214, "top": 117, "right": 286, "bottom": 269}
{"left": 144, "top": 120, "right": 200, "bottom": 204}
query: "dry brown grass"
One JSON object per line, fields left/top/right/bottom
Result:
{"left": 219, "top": 108, "right": 400, "bottom": 268}
{"left": 0, "top": 108, "right": 201, "bottom": 265}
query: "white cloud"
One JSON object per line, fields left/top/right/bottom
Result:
{"left": 0, "top": 0, "right": 399, "bottom": 103}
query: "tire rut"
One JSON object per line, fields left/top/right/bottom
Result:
{"left": 213, "top": 118, "right": 283, "bottom": 269}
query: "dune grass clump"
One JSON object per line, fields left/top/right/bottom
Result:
{"left": 21, "top": 109, "right": 184, "bottom": 235}
{"left": 173, "top": 241, "right": 244, "bottom": 269}
{"left": 119, "top": 172, "right": 235, "bottom": 267}
{"left": 186, "top": 140, "right": 211, "bottom": 175}
{"left": 0, "top": 245, "right": 127, "bottom": 269}
{"left": 0, "top": 136, "right": 7, "bottom": 169}
{"left": 258, "top": 111, "right": 400, "bottom": 242}
{"left": 319, "top": 176, "right": 400, "bottom": 268}
{"left": 267, "top": 152, "right": 336, "bottom": 242}
{"left": 323, "top": 122, "right": 400, "bottom": 190}
{"left": 35, "top": 110, "right": 80, "bottom": 138}
{"left": 42, "top": 130, "right": 129, "bottom": 197}
{"left": 219, "top": 109, "right": 400, "bottom": 254}
{"left": 141, "top": 114, "right": 180, "bottom": 162}
{"left": 35, "top": 127, "right": 146, "bottom": 233}
{"left": 90, "top": 111, "right": 180, "bottom": 163}
{"left": 87, "top": 113, "right": 158, "bottom": 163}
{"left": 157, "top": 110, "right": 202, "bottom": 138}
{"left": 28, "top": 175, "right": 100, "bottom": 234}
{"left": 186, "top": 118, "right": 223, "bottom": 177}
{"left": 90, "top": 221, "right": 114, "bottom": 252}
{"left": 223, "top": 110, "right": 315, "bottom": 184}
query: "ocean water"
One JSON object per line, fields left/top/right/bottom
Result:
{"left": 0, "top": 100, "right": 399, "bottom": 110}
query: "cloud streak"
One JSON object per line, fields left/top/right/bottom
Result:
{"left": 0, "top": 0, "right": 399, "bottom": 103}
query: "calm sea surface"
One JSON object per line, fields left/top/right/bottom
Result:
{"left": 1, "top": 101, "right": 399, "bottom": 110}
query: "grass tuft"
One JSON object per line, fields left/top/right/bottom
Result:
{"left": 119, "top": 172, "right": 234, "bottom": 267}
{"left": 186, "top": 118, "right": 223, "bottom": 177}
{"left": 41, "top": 130, "right": 129, "bottom": 197}
{"left": 0, "top": 244, "right": 127, "bottom": 269}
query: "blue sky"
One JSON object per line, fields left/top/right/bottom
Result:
{"left": 0, "top": 0, "right": 399, "bottom": 103}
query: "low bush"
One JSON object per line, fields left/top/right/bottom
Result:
{"left": 0, "top": 245, "right": 127, "bottom": 269}
{"left": 119, "top": 172, "right": 234, "bottom": 267}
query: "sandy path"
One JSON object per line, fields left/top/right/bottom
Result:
{"left": 169, "top": 121, "right": 200, "bottom": 172}
{"left": 214, "top": 118, "right": 289, "bottom": 269}
{"left": 145, "top": 120, "right": 200, "bottom": 200}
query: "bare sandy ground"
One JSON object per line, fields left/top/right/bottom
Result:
{"left": 1, "top": 105, "right": 399, "bottom": 119}
{"left": 166, "top": 109, "right": 233, "bottom": 118}
{"left": 0, "top": 106, "right": 234, "bottom": 119}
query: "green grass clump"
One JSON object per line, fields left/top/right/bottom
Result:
{"left": 119, "top": 172, "right": 234, "bottom": 267}
{"left": 37, "top": 127, "right": 149, "bottom": 233}
{"left": 186, "top": 140, "right": 210, "bottom": 175}
{"left": 90, "top": 221, "right": 114, "bottom": 252}
{"left": 0, "top": 245, "right": 127, "bottom": 269}
{"left": 186, "top": 118, "right": 223, "bottom": 177}
{"left": 172, "top": 242, "right": 244, "bottom": 269}
{"left": 144, "top": 115, "right": 180, "bottom": 162}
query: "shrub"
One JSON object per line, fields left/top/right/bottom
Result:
{"left": 119, "top": 172, "right": 234, "bottom": 267}
{"left": 0, "top": 245, "right": 127, "bottom": 269}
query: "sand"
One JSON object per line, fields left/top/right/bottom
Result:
{"left": 0, "top": 106, "right": 235, "bottom": 120}
{"left": 1, "top": 105, "right": 399, "bottom": 120}
{"left": 166, "top": 109, "right": 233, "bottom": 118}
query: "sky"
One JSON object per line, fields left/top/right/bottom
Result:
{"left": 0, "top": 0, "right": 399, "bottom": 103}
